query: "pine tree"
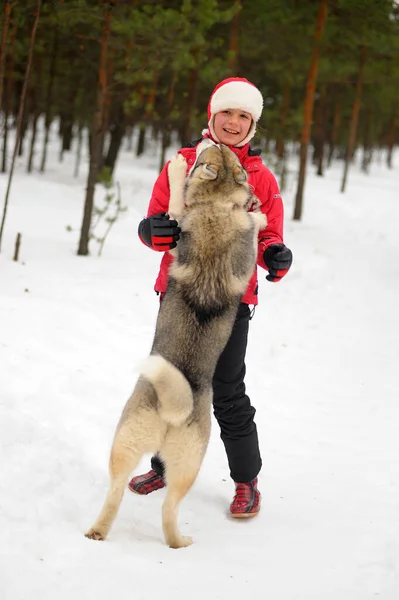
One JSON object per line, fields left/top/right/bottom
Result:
{"left": 77, "top": 0, "right": 116, "bottom": 257}
{"left": 293, "top": 0, "right": 328, "bottom": 221}
{"left": 0, "top": 0, "right": 42, "bottom": 253}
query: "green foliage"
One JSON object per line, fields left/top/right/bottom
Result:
{"left": 1, "top": 0, "right": 398, "bottom": 172}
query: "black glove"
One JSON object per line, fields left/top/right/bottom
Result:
{"left": 263, "top": 243, "right": 293, "bottom": 282}
{"left": 138, "top": 212, "right": 181, "bottom": 251}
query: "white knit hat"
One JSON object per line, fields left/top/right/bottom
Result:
{"left": 205, "top": 77, "right": 264, "bottom": 147}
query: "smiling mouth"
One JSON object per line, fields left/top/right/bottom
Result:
{"left": 223, "top": 128, "right": 239, "bottom": 135}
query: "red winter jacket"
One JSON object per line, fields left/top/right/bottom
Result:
{"left": 142, "top": 140, "right": 285, "bottom": 305}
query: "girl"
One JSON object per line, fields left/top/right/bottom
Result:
{"left": 129, "top": 77, "right": 293, "bottom": 517}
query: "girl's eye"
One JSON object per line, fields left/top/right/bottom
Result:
{"left": 241, "top": 113, "right": 250, "bottom": 119}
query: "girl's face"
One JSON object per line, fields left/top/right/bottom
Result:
{"left": 213, "top": 108, "right": 252, "bottom": 146}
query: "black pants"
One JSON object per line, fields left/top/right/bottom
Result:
{"left": 151, "top": 303, "right": 262, "bottom": 483}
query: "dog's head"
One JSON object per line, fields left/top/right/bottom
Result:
{"left": 184, "top": 142, "right": 252, "bottom": 210}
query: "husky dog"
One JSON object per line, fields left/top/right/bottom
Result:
{"left": 85, "top": 142, "right": 266, "bottom": 549}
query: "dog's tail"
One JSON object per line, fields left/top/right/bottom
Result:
{"left": 139, "top": 355, "right": 194, "bottom": 427}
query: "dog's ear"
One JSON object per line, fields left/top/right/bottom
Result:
{"left": 199, "top": 163, "right": 218, "bottom": 180}
{"left": 232, "top": 165, "right": 248, "bottom": 184}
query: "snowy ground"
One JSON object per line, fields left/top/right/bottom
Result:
{"left": 1, "top": 126, "right": 398, "bottom": 600}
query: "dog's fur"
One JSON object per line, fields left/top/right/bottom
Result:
{"left": 85, "top": 143, "right": 266, "bottom": 548}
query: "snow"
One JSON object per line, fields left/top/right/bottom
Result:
{"left": 1, "top": 127, "right": 398, "bottom": 600}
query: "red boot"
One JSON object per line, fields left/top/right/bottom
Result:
{"left": 128, "top": 469, "right": 165, "bottom": 495}
{"left": 230, "top": 477, "right": 261, "bottom": 518}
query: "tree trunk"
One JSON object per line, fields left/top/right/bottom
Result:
{"left": 158, "top": 130, "right": 170, "bottom": 174}
{"left": 1, "top": 15, "right": 16, "bottom": 173}
{"left": 312, "top": 90, "right": 323, "bottom": 164}
{"left": 61, "top": 107, "right": 74, "bottom": 153}
{"left": 77, "top": 0, "right": 115, "bottom": 257}
{"left": 18, "top": 108, "right": 29, "bottom": 157}
{"left": 136, "top": 124, "right": 146, "bottom": 156}
{"left": 136, "top": 71, "right": 159, "bottom": 158}
{"left": 316, "top": 143, "right": 324, "bottom": 176}
{"left": 327, "top": 101, "right": 341, "bottom": 167}
{"left": 27, "top": 58, "right": 42, "bottom": 173}
{"left": 58, "top": 83, "right": 75, "bottom": 163}
{"left": 276, "top": 77, "right": 291, "bottom": 160}
{"left": 27, "top": 96, "right": 40, "bottom": 172}
{"left": 104, "top": 104, "right": 125, "bottom": 175}
{"left": 361, "top": 109, "right": 373, "bottom": 174}
{"left": 97, "top": 51, "right": 115, "bottom": 174}
{"left": 293, "top": 0, "right": 328, "bottom": 221}
{"left": 40, "top": 27, "right": 58, "bottom": 173}
{"left": 103, "top": 46, "right": 115, "bottom": 140}
{"left": 341, "top": 47, "right": 366, "bottom": 193}
{"left": 0, "top": 0, "right": 42, "bottom": 253}
{"left": 74, "top": 123, "right": 83, "bottom": 178}
{"left": 314, "top": 87, "right": 327, "bottom": 176}
{"left": 228, "top": 0, "right": 242, "bottom": 75}
{"left": 0, "top": 1, "right": 12, "bottom": 115}
{"left": 386, "top": 109, "right": 397, "bottom": 169}
{"left": 182, "top": 63, "right": 198, "bottom": 144}
{"left": 1, "top": 105, "right": 9, "bottom": 173}
{"left": 126, "top": 125, "right": 133, "bottom": 151}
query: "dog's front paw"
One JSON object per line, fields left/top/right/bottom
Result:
{"left": 251, "top": 211, "right": 267, "bottom": 231}
{"left": 168, "top": 154, "right": 187, "bottom": 183}
{"left": 85, "top": 527, "right": 106, "bottom": 541}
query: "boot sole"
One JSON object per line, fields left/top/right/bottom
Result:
{"left": 230, "top": 510, "right": 260, "bottom": 518}
{"left": 128, "top": 485, "right": 143, "bottom": 495}
{"left": 128, "top": 483, "right": 164, "bottom": 496}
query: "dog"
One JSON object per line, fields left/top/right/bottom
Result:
{"left": 85, "top": 142, "right": 267, "bottom": 549}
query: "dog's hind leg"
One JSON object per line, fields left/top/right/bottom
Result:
{"left": 85, "top": 426, "right": 143, "bottom": 541}
{"left": 160, "top": 410, "right": 211, "bottom": 549}
{"left": 85, "top": 402, "right": 165, "bottom": 541}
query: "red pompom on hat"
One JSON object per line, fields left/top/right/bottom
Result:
{"left": 205, "top": 77, "right": 264, "bottom": 147}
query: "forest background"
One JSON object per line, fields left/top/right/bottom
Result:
{"left": 0, "top": 0, "right": 398, "bottom": 256}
